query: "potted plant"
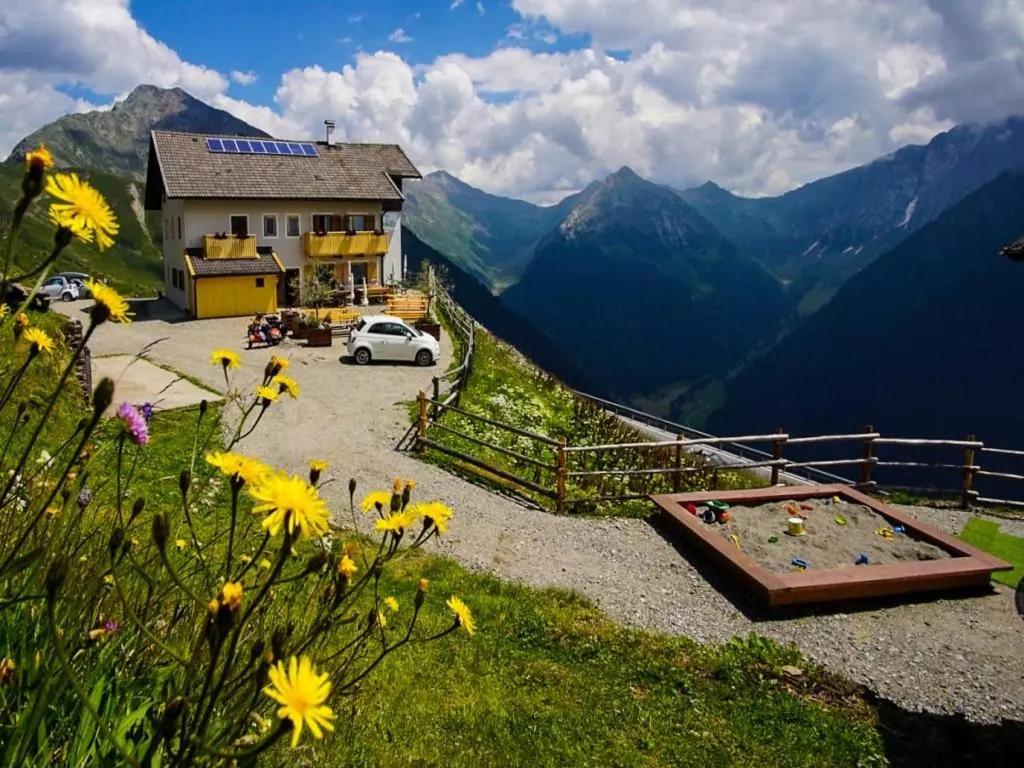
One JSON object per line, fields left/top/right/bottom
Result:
{"left": 416, "top": 306, "right": 442, "bottom": 341}
{"left": 306, "top": 318, "right": 332, "bottom": 347}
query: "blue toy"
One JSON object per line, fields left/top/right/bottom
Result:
{"left": 854, "top": 553, "right": 869, "bottom": 565}
{"left": 893, "top": 525, "right": 906, "bottom": 535}
{"left": 790, "top": 558, "right": 809, "bottom": 569}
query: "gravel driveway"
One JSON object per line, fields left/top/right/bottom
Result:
{"left": 63, "top": 300, "right": 1024, "bottom": 725}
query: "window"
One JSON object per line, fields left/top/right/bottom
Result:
{"left": 262, "top": 214, "right": 278, "bottom": 238}
{"left": 348, "top": 214, "right": 375, "bottom": 232}
{"left": 255, "top": 277, "right": 265, "bottom": 288}
{"left": 311, "top": 213, "right": 342, "bottom": 233}
{"left": 229, "top": 214, "right": 249, "bottom": 237}
{"left": 368, "top": 322, "right": 407, "bottom": 337}
{"left": 285, "top": 214, "right": 300, "bottom": 238}
{"left": 177, "top": 217, "right": 182, "bottom": 240}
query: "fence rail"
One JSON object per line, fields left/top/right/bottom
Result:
{"left": 410, "top": 283, "right": 1024, "bottom": 514}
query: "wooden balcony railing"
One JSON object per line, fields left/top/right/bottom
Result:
{"left": 302, "top": 231, "right": 389, "bottom": 258}
{"left": 203, "top": 234, "right": 257, "bottom": 259}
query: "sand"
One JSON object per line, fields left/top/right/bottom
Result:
{"left": 704, "top": 498, "right": 949, "bottom": 572}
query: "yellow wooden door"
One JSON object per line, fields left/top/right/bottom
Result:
{"left": 195, "top": 276, "right": 278, "bottom": 318}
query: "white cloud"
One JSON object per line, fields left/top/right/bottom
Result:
{"left": 388, "top": 28, "right": 413, "bottom": 43}
{"left": 477, "top": 2, "right": 486, "bottom": 14}
{"left": 230, "top": 69, "right": 258, "bottom": 86}
{"left": 450, "top": 0, "right": 465, "bottom": 8}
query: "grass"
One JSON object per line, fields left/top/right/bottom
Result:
{"left": 959, "top": 518, "right": 1024, "bottom": 588}
{"left": 420, "top": 313, "right": 761, "bottom": 517}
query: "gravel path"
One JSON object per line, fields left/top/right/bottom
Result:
{"left": 66, "top": 300, "right": 1024, "bottom": 725}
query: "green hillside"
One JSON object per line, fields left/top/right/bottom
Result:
{"left": 0, "top": 163, "right": 163, "bottom": 294}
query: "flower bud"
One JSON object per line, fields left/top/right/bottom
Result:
{"left": 44, "top": 557, "right": 68, "bottom": 601}
{"left": 304, "top": 552, "right": 328, "bottom": 575}
{"left": 348, "top": 477, "right": 357, "bottom": 498}
{"left": 108, "top": 527, "right": 124, "bottom": 561}
{"left": 178, "top": 470, "right": 190, "bottom": 496}
{"left": 415, "top": 578, "right": 428, "bottom": 609}
{"left": 92, "top": 378, "right": 115, "bottom": 415}
{"left": 54, "top": 226, "right": 73, "bottom": 250}
{"left": 199, "top": 399, "right": 208, "bottom": 418}
{"left": 152, "top": 513, "right": 169, "bottom": 550}
{"left": 89, "top": 300, "right": 111, "bottom": 326}
{"left": 129, "top": 497, "right": 145, "bottom": 524}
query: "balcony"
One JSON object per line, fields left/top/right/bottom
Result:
{"left": 203, "top": 234, "right": 257, "bottom": 260}
{"left": 302, "top": 231, "right": 389, "bottom": 259}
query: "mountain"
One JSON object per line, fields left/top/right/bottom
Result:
{"left": 502, "top": 167, "right": 791, "bottom": 407}
{"left": 5, "top": 85, "right": 267, "bottom": 180}
{"left": 679, "top": 114, "right": 1024, "bottom": 314}
{"left": 403, "top": 171, "right": 577, "bottom": 292}
{"left": 402, "top": 227, "right": 590, "bottom": 388}
{"left": 705, "top": 171, "right": 1024, "bottom": 449}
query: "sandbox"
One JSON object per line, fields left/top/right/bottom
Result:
{"left": 650, "top": 485, "right": 1011, "bottom": 608}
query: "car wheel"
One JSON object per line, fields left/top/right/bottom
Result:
{"left": 415, "top": 349, "right": 433, "bottom": 367}
{"left": 62, "top": 292, "right": 73, "bottom": 302}
{"left": 354, "top": 348, "right": 372, "bottom": 365}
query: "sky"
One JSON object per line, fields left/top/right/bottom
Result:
{"left": 1, "top": 0, "right": 1023, "bottom": 202}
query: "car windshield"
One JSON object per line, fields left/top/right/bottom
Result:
{"left": 354, "top": 319, "right": 366, "bottom": 332}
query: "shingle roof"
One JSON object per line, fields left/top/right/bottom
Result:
{"left": 147, "top": 130, "right": 420, "bottom": 207}
{"left": 185, "top": 247, "right": 284, "bottom": 278}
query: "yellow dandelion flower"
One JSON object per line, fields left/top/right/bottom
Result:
{"left": 211, "top": 348, "right": 241, "bottom": 369}
{"left": 208, "top": 598, "right": 220, "bottom": 614}
{"left": 258, "top": 557, "right": 272, "bottom": 571}
{"left": 271, "top": 354, "right": 289, "bottom": 371}
{"left": 392, "top": 478, "right": 403, "bottom": 493}
{"left": 273, "top": 373, "right": 300, "bottom": 399}
{"left": 221, "top": 581, "right": 244, "bottom": 612}
{"left": 46, "top": 172, "right": 119, "bottom": 250}
{"left": 86, "top": 280, "right": 131, "bottom": 323}
{"left": 175, "top": 538, "right": 188, "bottom": 551}
{"left": 240, "top": 554, "right": 253, "bottom": 565}
{"left": 26, "top": 144, "right": 54, "bottom": 171}
{"left": 447, "top": 596, "right": 476, "bottom": 636}
{"left": 373, "top": 508, "right": 419, "bottom": 534}
{"left": 102, "top": 574, "right": 114, "bottom": 586}
{"left": 405, "top": 479, "right": 416, "bottom": 492}
{"left": 337, "top": 555, "right": 357, "bottom": 579}
{"left": 409, "top": 501, "right": 453, "bottom": 534}
{"left": 205, "top": 451, "right": 269, "bottom": 485}
{"left": 22, "top": 327, "right": 54, "bottom": 355}
{"left": 384, "top": 596, "right": 398, "bottom": 612}
{"left": 15, "top": 312, "right": 29, "bottom": 327}
{"left": 249, "top": 472, "right": 330, "bottom": 539}
{"left": 377, "top": 610, "right": 388, "bottom": 628}
{"left": 257, "top": 385, "right": 279, "bottom": 403}
{"left": 263, "top": 656, "right": 335, "bottom": 748}
{"left": 360, "top": 490, "right": 391, "bottom": 513}
{"left": 308, "top": 459, "right": 328, "bottom": 473}
{"left": 0, "top": 304, "right": 9, "bottom": 319}
{"left": 418, "top": 578, "right": 429, "bottom": 592}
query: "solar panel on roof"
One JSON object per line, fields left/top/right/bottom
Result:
{"left": 205, "top": 137, "right": 318, "bottom": 157}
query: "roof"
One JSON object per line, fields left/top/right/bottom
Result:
{"left": 185, "top": 247, "right": 284, "bottom": 278}
{"left": 146, "top": 130, "right": 421, "bottom": 208}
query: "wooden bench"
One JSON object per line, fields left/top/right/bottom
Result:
{"left": 385, "top": 296, "right": 429, "bottom": 322}
{"left": 366, "top": 285, "right": 393, "bottom": 303}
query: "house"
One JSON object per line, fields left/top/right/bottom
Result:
{"left": 144, "top": 130, "right": 421, "bottom": 318}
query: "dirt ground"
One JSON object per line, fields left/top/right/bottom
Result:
{"left": 708, "top": 498, "right": 949, "bottom": 572}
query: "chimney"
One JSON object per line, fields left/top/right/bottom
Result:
{"left": 324, "top": 119, "right": 335, "bottom": 147}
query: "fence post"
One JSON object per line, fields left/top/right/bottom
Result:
{"left": 555, "top": 437, "right": 567, "bottom": 514}
{"left": 416, "top": 391, "right": 428, "bottom": 451}
{"left": 860, "top": 425, "right": 874, "bottom": 486}
{"left": 673, "top": 433, "right": 683, "bottom": 492}
{"left": 431, "top": 377, "right": 440, "bottom": 420}
{"left": 770, "top": 429, "right": 785, "bottom": 486}
{"left": 961, "top": 433, "right": 977, "bottom": 509}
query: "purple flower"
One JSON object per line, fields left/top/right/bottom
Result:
{"left": 141, "top": 402, "right": 154, "bottom": 424}
{"left": 117, "top": 402, "right": 150, "bottom": 446}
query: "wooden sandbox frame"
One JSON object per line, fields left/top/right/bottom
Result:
{"left": 650, "top": 484, "right": 1011, "bottom": 608}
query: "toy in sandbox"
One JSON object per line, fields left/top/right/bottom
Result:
{"left": 651, "top": 484, "right": 1011, "bottom": 608}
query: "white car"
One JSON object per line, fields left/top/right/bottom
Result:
{"left": 40, "top": 276, "right": 80, "bottom": 302}
{"left": 347, "top": 315, "right": 440, "bottom": 366}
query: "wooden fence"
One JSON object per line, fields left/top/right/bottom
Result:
{"left": 411, "top": 277, "right": 1024, "bottom": 513}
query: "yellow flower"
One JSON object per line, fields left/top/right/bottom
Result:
{"left": 384, "top": 596, "right": 398, "bottom": 612}
{"left": 249, "top": 472, "right": 330, "bottom": 539}
{"left": 337, "top": 555, "right": 357, "bottom": 579}
{"left": 409, "top": 501, "right": 453, "bottom": 534}
{"left": 377, "top": 610, "right": 388, "bottom": 628}
{"left": 273, "top": 374, "right": 300, "bottom": 399}
{"left": 86, "top": 280, "right": 131, "bottom": 323}
{"left": 26, "top": 143, "right": 54, "bottom": 171}
{"left": 240, "top": 554, "right": 252, "bottom": 565}
{"left": 271, "top": 354, "right": 289, "bottom": 371}
{"left": 46, "top": 172, "right": 119, "bottom": 250}
{"left": 308, "top": 459, "right": 328, "bottom": 473}
{"left": 257, "top": 385, "right": 279, "bottom": 403}
{"left": 418, "top": 578, "right": 429, "bottom": 592}
{"left": 258, "top": 557, "right": 272, "bottom": 571}
{"left": 211, "top": 348, "right": 241, "bottom": 369}
{"left": 447, "top": 596, "right": 476, "bottom": 636}
{"left": 221, "top": 581, "right": 244, "bottom": 612}
{"left": 23, "top": 327, "right": 54, "bottom": 355}
{"left": 374, "top": 509, "right": 419, "bottom": 534}
{"left": 175, "top": 538, "right": 187, "bottom": 551}
{"left": 0, "top": 304, "right": 8, "bottom": 319}
{"left": 15, "top": 312, "right": 29, "bottom": 327}
{"left": 0, "top": 657, "right": 16, "bottom": 685}
{"left": 263, "top": 656, "right": 335, "bottom": 747}
{"left": 392, "top": 478, "right": 403, "bottom": 493}
{"left": 405, "top": 479, "right": 416, "bottom": 492}
{"left": 205, "top": 451, "right": 269, "bottom": 485}
{"left": 360, "top": 490, "right": 391, "bottom": 514}
{"left": 208, "top": 598, "right": 220, "bottom": 614}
